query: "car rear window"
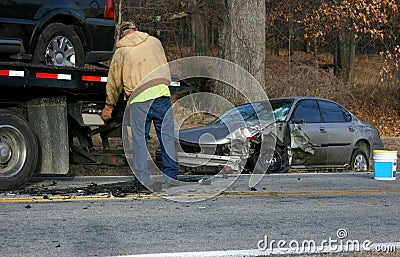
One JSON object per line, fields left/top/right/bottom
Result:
{"left": 319, "top": 100, "right": 348, "bottom": 123}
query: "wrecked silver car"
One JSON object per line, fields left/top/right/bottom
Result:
{"left": 162, "top": 97, "right": 384, "bottom": 174}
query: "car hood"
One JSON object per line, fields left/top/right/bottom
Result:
{"left": 177, "top": 120, "right": 271, "bottom": 145}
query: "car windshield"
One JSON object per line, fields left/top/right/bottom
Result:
{"left": 210, "top": 99, "right": 293, "bottom": 125}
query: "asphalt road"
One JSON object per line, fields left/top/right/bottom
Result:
{"left": 1, "top": 172, "right": 399, "bottom": 257}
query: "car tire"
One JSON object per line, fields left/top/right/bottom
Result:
{"left": 350, "top": 148, "right": 369, "bottom": 171}
{"left": 33, "top": 23, "right": 84, "bottom": 67}
{"left": 249, "top": 149, "right": 288, "bottom": 174}
{"left": 0, "top": 110, "right": 38, "bottom": 190}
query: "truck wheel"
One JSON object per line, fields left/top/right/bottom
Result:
{"left": 33, "top": 23, "right": 84, "bottom": 67}
{"left": 0, "top": 110, "right": 38, "bottom": 190}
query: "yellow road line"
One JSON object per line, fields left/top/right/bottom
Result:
{"left": 166, "top": 188, "right": 400, "bottom": 200}
{"left": 1, "top": 188, "right": 400, "bottom": 203}
{"left": 0, "top": 193, "right": 160, "bottom": 203}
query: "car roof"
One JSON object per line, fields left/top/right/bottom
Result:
{"left": 235, "top": 96, "right": 350, "bottom": 115}
{"left": 243, "top": 96, "right": 334, "bottom": 105}
{"left": 271, "top": 96, "right": 327, "bottom": 101}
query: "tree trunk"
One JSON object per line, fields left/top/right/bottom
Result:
{"left": 313, "top": 38, "right": 318, "bottom": 70}
{"left": 348, "top": 35, "right": 356, "bottom": 84}
{"left": 191, "top": 0, "right": 208, "bottom": 56}
{"left": 216, "top": 0, "right": 266, "bottom": 103}
{"left": 334, "top": 28, "right": 356, "bottom": 83}
{"left": 335, "top": 31, "right": 347, "bottom": 80}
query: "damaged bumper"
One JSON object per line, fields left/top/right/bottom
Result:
{"left": 177, "top": 152, "right": 244, "bottom": 171}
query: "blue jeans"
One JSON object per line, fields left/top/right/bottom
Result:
{"left": 129, "top": 97, "right": 179, "bottom": 184}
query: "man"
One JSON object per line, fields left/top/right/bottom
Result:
{"left": 101, "top": 21, "right": 179, "bottom": 188}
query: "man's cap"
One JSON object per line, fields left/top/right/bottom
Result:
{"left": 120, "top": 20, "right": 136, "bottom": 31}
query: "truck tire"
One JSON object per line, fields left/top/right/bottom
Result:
{"left": 0, "top": 110, "right": 38, "bottom": 190}
{"left": 33, "top": 23, "right": 84, "bottom": 67}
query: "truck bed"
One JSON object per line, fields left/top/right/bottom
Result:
{"left": 0, "top": 62, "right": 109, "bottom": 101}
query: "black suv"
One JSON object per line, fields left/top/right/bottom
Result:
{"left": 0, "top": 0, "right": 115, "bottom": 67}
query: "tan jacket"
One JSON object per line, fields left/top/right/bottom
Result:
{"left": 105, "top": 31, "right": 171, "bottom": 106}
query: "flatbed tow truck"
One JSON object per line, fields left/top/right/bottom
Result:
{"left": 0, "top": 61, "right": 130, "bottom": 190}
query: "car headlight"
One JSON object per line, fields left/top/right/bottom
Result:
{"left": 216, "top": 144, "right": 231, "bottom": 156}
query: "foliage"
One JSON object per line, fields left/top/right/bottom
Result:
{"left": 303, "top": 0, "right": 399, "bottom": 80}
{"left": 116, "top": 0, "right": 400, "bottom": 79}
{"left": 265, "top": 51, "right": 400, "bottom": 137}
{"left": 304, "top": 0, "right": 398, "bottom": 40}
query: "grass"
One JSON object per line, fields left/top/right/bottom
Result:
{"left": 264, "top": 51, "right": 399, "bottom": 137}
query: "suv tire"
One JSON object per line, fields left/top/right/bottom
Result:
{"left": 33, "top": 23, "right": 84, "bottom": 67}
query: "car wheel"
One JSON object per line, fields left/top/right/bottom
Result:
{"left": 250, "top": 149, "right": 288, "bottom": 173}
{"left": 350, "top": 148, "right": 369, "bottom": 171}
{"left": 0, "top": 110, "right": 38, "bottom": 190}
{"left": 33, "top": 23, "right": 84, "bottom": 67}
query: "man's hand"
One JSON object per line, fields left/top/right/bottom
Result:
{"left": 101, "top": 104, "right": 114, "bottom": 121}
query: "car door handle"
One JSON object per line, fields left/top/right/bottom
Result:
{"left": 320, "top": 127, "right": 327, "bottom": 133}
{"left": 348, "top": 126, "right": 355, "bottom": 132}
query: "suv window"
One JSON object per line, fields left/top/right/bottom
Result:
{"left": 291, "top": 99, "right": 321, "bottom": 123}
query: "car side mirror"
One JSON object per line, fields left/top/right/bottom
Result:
{"left": 345, "top": 114, "right": 352, "bottom": 122}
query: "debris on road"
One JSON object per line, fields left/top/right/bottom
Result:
{"left": 1, "top": 179, "right": 151, "bottom": 198}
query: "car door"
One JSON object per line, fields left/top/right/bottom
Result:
{"left": 289, "top": 99, "right": 328, "bottom": 165}
{"left": 318, "top": 100, "right": 354, "bottom": 165}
